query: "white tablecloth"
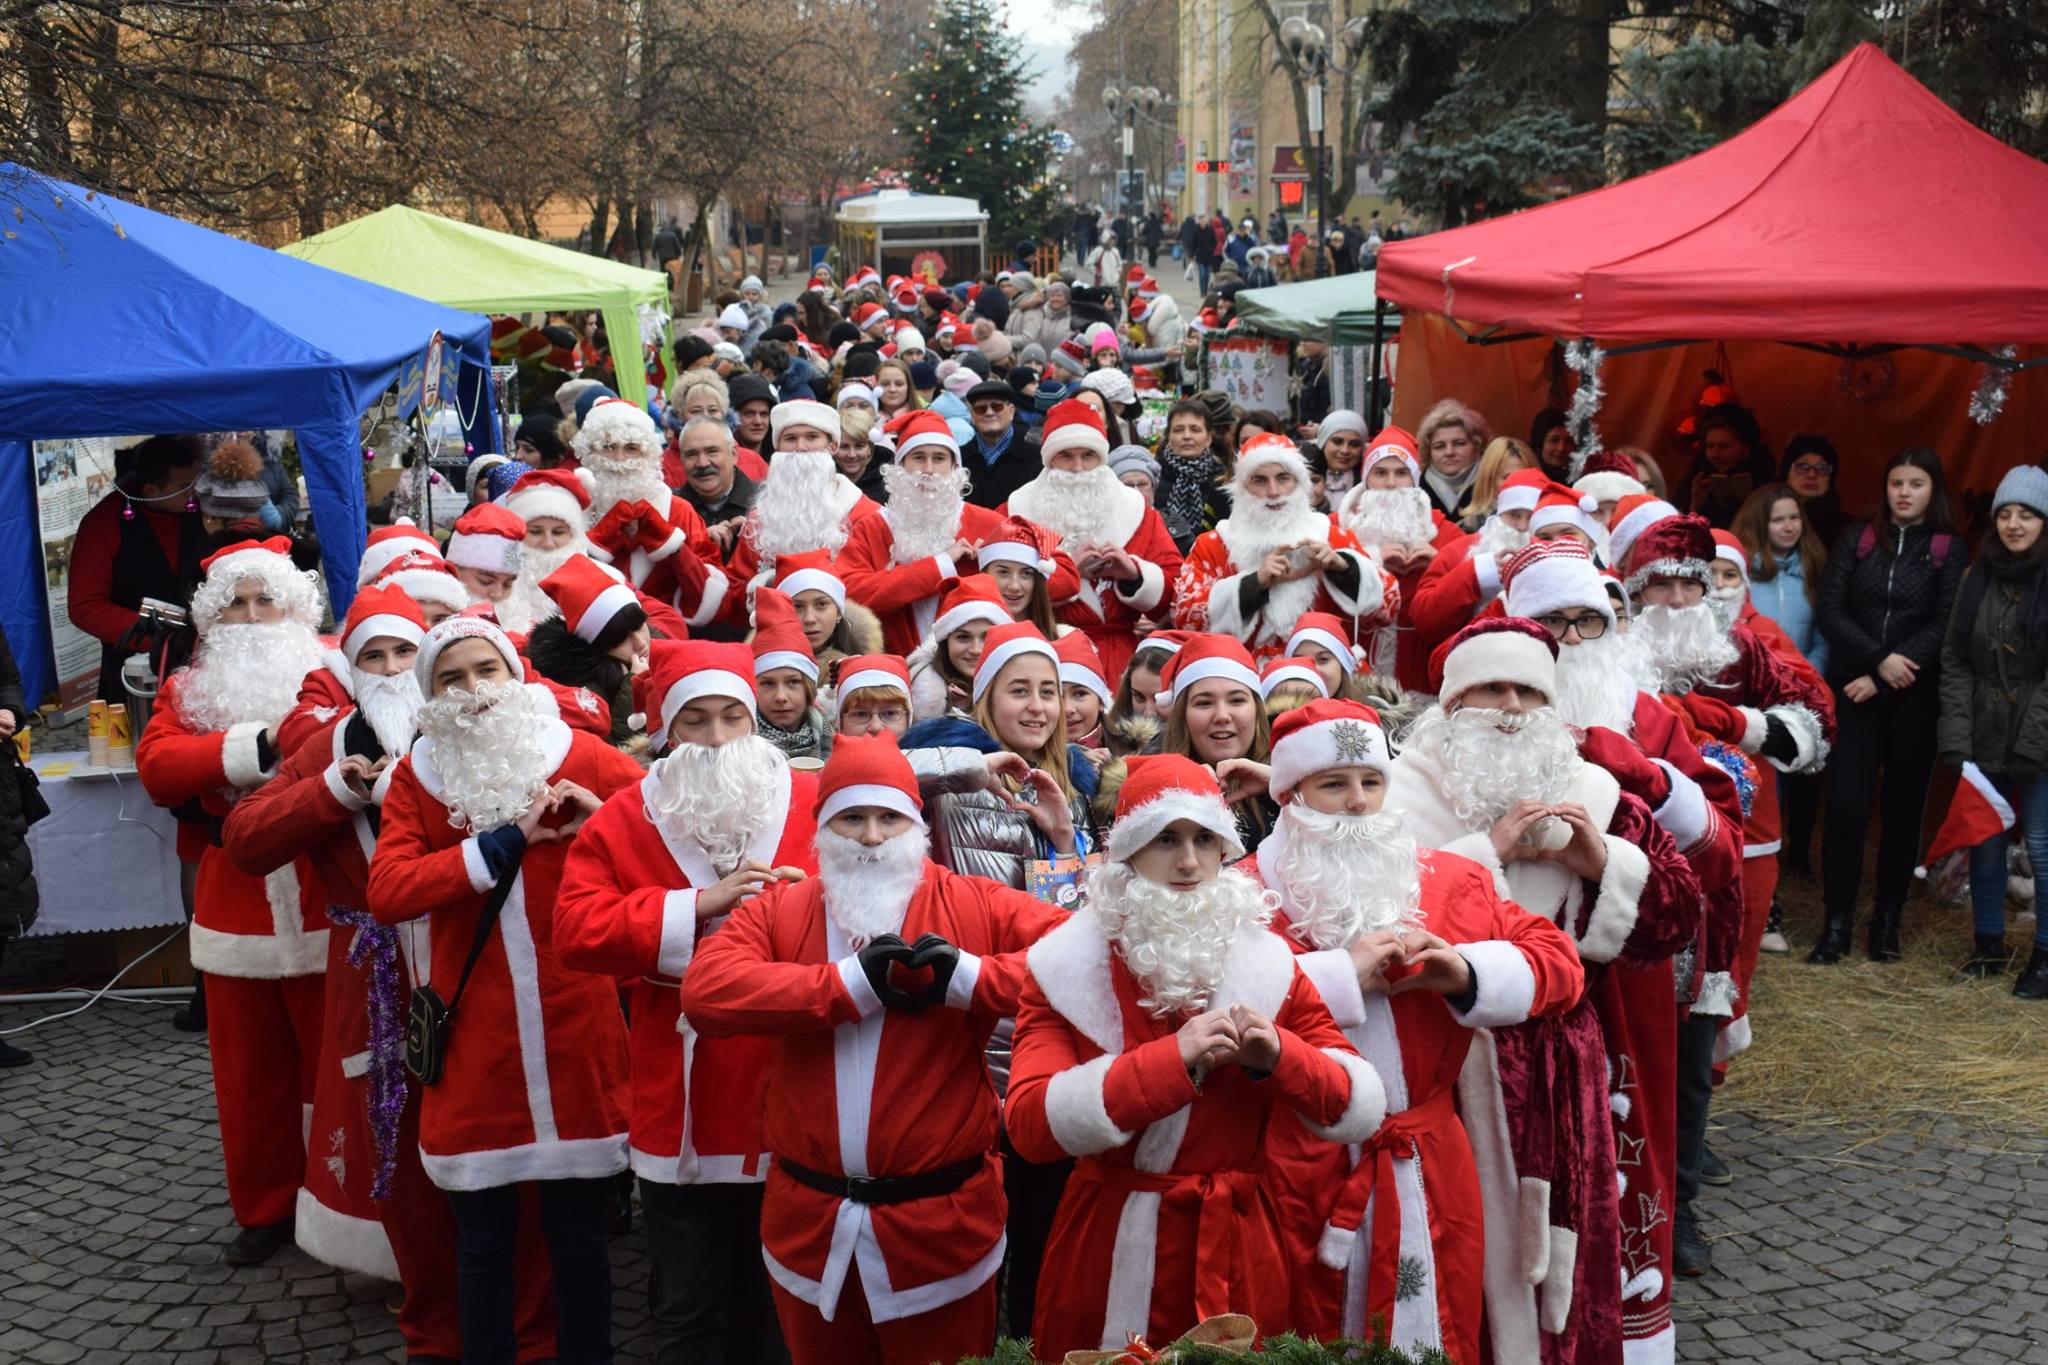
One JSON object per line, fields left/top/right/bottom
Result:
{"left": 22, "top": 753, "right": 186, "bottom": 937}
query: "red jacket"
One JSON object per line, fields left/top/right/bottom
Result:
{"left": 1000, "top": 478, "right": 1185, "bottom": 683}
{"left": 838, "top": 502, "right": 1016, "bottom": 655}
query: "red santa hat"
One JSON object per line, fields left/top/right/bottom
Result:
{"left": 1364, "top": 426, "right": 1421, "bottom": 483}
{"left": 1621, "top": 512, "right": 1716, "bottom": 598}
{"left": 1269, "top": 698, "right": 1394, "bottom": 799}
{"left": 1260, "top": 656, "right": 1330, "bottom": 701}
{"left": 412, "top": 614, "right": 522, "bottom": 695}
{"left": 1495, "top": 467, "right": 1551, "bottom": 516}
{"left": 774, "top": 549, "right": 847, "bottom": 612}
{"left": 1103, "top": 753, "right": 1244, "bottom": 862}
{"left": 503, "top": 468, "right": 590, "bottom": 529}
{"left": 1125, "top": 262, "right": 1148, "bottom": 284}
{"left": 971, "top": 621, "right": 1059, "bottom": 704}
{"left": 1429, "top": 615, "right": 1560, "bottom": 704}
{"left": 1917, "top": 761, "right": 2018, "bottom": 875}
{"left": 934, "top": 314, "right": 961, "bottom": 343}
{"left": 852, "top": 301, "right": 889, "bottom": 333}
{"left": 1232, "top": 432, "right": 1311, "bottom": 494}
{"left": 1137, "top": 276, "right": 1161, "bottom": 300}
{"left": 1039, "top": 398, "right": 1111, "bottom": 464}
{"left": 888, "top": 409, "right": 959, "bottom": 462}
{"left": 339, "top": 583, "right": 427, "bottom": 665}
{"left": 574, "top": 396, "right": 661, "bottom": 459}
{"left": 1283, "top": 613, "right": 1357, "bottom": 675}
{"left": 375, "top": 552, "right": 470, "bottom": 614}
{"left": 356, "top": 520, "right": 441, "bottom": 586}
{"left": 1155, "top": 633, "right": 1261, "bottom": 711}
{"left": 193, "top": 537, "right": 317, "bottom": 633}
{"left": 1054, "top": 631, "right": 1112, "bottom": 708}
{"left": 1528, "top": 483, "right": 1604, "bottom": 542}
{"left": 1129, "top": 294, "right": 1158, "bottom": 324}
{"left": 539, "top": 554, "right": 639, "bottom": 644}
{"left": 815, "top": 731, "right": 924, "bottom": 826}
{"left": 976, "top": 517, "right": 1056, "bottom": 575}
{"left": 1503, "top": 537, "right": 1615, "bottom": 627}
{"left": 1572, "top": 449, "right": 1647, "bottom": 507}
{"left": 751, "top": 588, "right": 819, "bottom": 684}
{"left": 932, "top": 574, "right": 1012, "bottom": 640}
{"left": 1606, "top": 493, "right": 1681, "bottom": 570}
{"left": 1711, "top": 529, "right": 1750, "bottom": 581}
{"left": 770, "top": 399, "right": 842, "bottom": 448}
{"left": 836, "top": 653, "right": 913, "bottom": 702}
{"left": 445, "top": 503, "right": 526, "bottom": 575}
{"left": 636, "top": 639, "right": 758, "bottom": 753}
{"left": 1136, "top": 630, "right": 1191, "bottom": 660}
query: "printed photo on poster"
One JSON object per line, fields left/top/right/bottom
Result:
{"left": 33, "top": 436, "right": 120, "bottom": 717}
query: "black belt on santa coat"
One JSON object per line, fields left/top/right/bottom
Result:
{"left": 775, "top": 1153, "right": 985, "bottom": 1206}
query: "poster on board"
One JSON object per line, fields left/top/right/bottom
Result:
{"left": 1203, "top": 336, "right": 1292, "bottom": 417}
{"left": 33, "top": 436, "right": 120, "bottom": 718}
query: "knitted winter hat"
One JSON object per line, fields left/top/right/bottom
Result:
{"left": 194, "top": 440, "right": 269, "bottom": 520}
{"left": 1430, "top": 616, "right": 1559, "bottom": 703}
{"left": 1318, "top": 410, "right": 1369, "bottom": 443}
{"left": 971, "top": 621, "right": 1059, "bottom": 704}
{"left": 539, "top": 554, "right": 639, "bottom": 643}
{"left": 751, "top": 588, "right": 819, "bottom": 684}
{"left": 1108, "top": 444, "right": 1161, "bottom": 484}
{"left": 815, "top": 732, "right": 923, "bottom": 825}
{"left": 1503, "top": 538, "right": 1615, "bottom": 627}
{"left": 339, "top": 583, "right": 428, "bottom": 665}
{"left": 1104, "top": 754, "right": 1244, "bottom": 862}
{"left": 1268, "top": 699, "right": 1393, "bottom": 798}
{"left": 1993, "top": 464, "right": 2048, "bottom": 521}
{"left": 717, "top": 303, "right": 750, "bottom": 331}
{"left": 413, "top": 614, "right": 522, "bottom": 696}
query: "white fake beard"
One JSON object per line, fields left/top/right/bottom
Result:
{"left": 1472, "top": 513, "right": 1531, "bottom": 559}
{"left": 584, "top": 452, "right": 672, "bottom": 528}
{"left": 178, "top": 621, "right": 325, "bottom": 733}
{"left": 880, "top": 464, "right": 969, "bottom": 563}
{"left": 1273, "top": 804, "right": 1424, "bottom": 949}
{"left": 643, "top": 735, "right": 785, "bottom": 874}
{"left": 1550, "top": 629, "right": 1651, "bottom": 734}
{"left": 1026, "top": 465, "right": 1122, "bottom": 547}
{"left": 1405, "top": 704, "right": 1579, "bottom": 831}
{"left": 1707, "top": 584, "right": 1745, "bottom": 633}
{"left": 751, "top": 450, "right": 851, "bottom": 560}
{"left": 1219, "top": 488, "right": 1328, "bottom": 638}
{"left": 1342, "top": 486, "right": 1436, "bottom": 548}
{"left": 1087, "top": 860, "right": 1274, "bottom": 1017}
{"left": 351, "top": 667, "right": 426, "bottom": 760}
{"left": 495, "top": 541, "right": 581, "bottom": 635}
{"left": 1634, "top": 602, "right": 1740, "bottom": 694}
{"left": 816, "top": 825, "right": 931, "bottom": 950}
{"left": 414, "top": 680, "right": 553, "bottom": 832}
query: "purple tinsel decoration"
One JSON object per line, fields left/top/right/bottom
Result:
{"left": 1698, "top": 739, "right": 1756, "bottom": 819}
{"left": 327, "top": 905, "right": 405, "bottom": 1200}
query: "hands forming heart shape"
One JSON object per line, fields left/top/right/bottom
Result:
{"left": 857, "top": 933, "right": 961, "bottom": 1013}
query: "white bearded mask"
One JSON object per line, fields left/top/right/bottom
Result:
{"left": 1550, "top": 626, "right": 1654, "bottom": 734}
{"left": 817, "top": 824, "right": 931, "bottom": 950}
{"left": 414, "top": 679, "right": 553, "bottom": 832}
{"left": 350, "top": 665, "right": 426, "bottom": 761}
{"left": 880, "top": 463, "right": 970, "bottom": 563}
{"left": 643, "top": 735, "right": 785, "bottom": 874}
{"left": 1633, "top": 600, "right": 1740, "bottom": 694}
{"left": 1024, "top": 464, "right": 1123, "bottom": 548}
{"left": 1470, "top": 512, "right": 1533, "bottom": 559}
{"left": 1273, "top": 803, "right": 1424, "bottom": 948}
{"left": 494, "top": 541, "right": 582, "bottom": 636}
{"left": 1341, "top": 485, "right": 1437, "bottom": 549}
{"left": 751, "top": 450, "right": 853, "bottom": 560}
{"left": 1087, "top": 859, "right": 1273, "bottom": 1017}
{"left": 1404, "top": 703, "right": 1580, "bottom": 831}
{"left": 177, "top": 620, "right": 326, "bottom": 734}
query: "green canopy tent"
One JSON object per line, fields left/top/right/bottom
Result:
{"left": 282, "top": 205, "right": 671, "bottom": 407}
{"left": 1217, "top": 271, "right": 1402, "bottom": 425}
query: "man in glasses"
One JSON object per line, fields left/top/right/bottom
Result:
{"left": 959, "top": 378, "right": 1041, "bottom": 509}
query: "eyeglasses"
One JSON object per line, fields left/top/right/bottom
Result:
{"left": 970, "top": 400, "right": 1012, "bottom": 415}
{"left": 1788, "top": 461, "right": 1831, "bottom": 477}
{"left": 1534, "top": 611, "right": 1608, "bottom": 640}
{"left": 841, "top": 707, "right": 909, "bottom": 729}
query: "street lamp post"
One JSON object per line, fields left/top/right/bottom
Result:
{"left": 1280, "top": 14, "right": 1367, "bottom": 280}
{"left": 1102, "top": 83, "right": 1169, "bottom": 224}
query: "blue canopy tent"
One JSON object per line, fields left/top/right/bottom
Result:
{"left": 0, "top": 167, "right": 493, "bottom": 704}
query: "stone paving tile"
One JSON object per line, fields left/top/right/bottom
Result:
{"left": 5, "top": 977, "right": 2046, "bottom": 1362}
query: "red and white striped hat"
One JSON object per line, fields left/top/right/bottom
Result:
{"left": 1269, "top": 699, "right": 1393, "bottom": 799}
{"left": 815, "top": 732, "right": 924, "bottom": 826}
{"left": 503, "top": 468, "right": 589, "bottom": 530}
{"left": 932, "top": 574, "right": 1012, "bottom": 640}
{"left": 1104, "top": 754, "right": 1243, "bottom": 862}
{"left": 1284, "top": 613, "right": 1357, "bottom": 676}
{"left": 357, "top": 520, "right": 441, "bottom": 586}
{"left": 636, "top": 640, "right": 757, "bottom": 753}
{"left": 1155, "top": 634, "right": 1261, "bottom": 711}
{"left": 1503, "top": 537, "right": 1614, "bottom": 627}
{"left": 1260, "top": 656, "right": 1329, "bottom": 701}
{"left": 971, "top": 621, "right": 1059, "bottom": 704}
{"left": 774, "top": 549, "right": 847, "bottom": 612}
{"left": 539, "top": 554, "right": 640, "bottom": 644}
{"left": 445, "top": 503, "right": 525, "bottom": 575}
{"left": 1054, "top": 631, "right": 1112, "bottom": 708}
{"left": 750, "top": 588, "right": 819, "bottom": 683}
{"left": 339, "top": 583, "right": 427, "bottom": 665}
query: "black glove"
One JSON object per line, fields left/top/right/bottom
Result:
{"left": 855, "top": 932, "right": 960, "bottom": 1013}
{"left": 1760, "top": 713, "right": 1800, "bottom": 766}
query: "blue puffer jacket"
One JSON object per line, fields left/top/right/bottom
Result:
{"left": 1747, "top": 551, "right": 1829, "bottom": 677}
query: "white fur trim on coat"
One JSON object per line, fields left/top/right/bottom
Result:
{"left": 1577, "top": 834, "right": 1649, "bottom": 963}
{"left": 1043, "top": 1054, "right": 1133, "bottom": 1156}
{"left": 1764, "top": 702, "right": 1829, "bottom": 774}
{"left": 294, "top": 1186, "right": 399, "bottom": 1280}
{"left": 1293, "top": 946, "right": 1368, "bottom": 1030}
{"left": 1649, "top": 760, "right": 1711, "bottom": 854}
{"left": 1693, "top": 968, "right": 1738, "bottom": 1019}
{"left": 658, "top": 890, "right": 698, "bottom": 978}
{"left": 187, "top": 923, "right": 329, "bottom": 979}
{"left": 1323, "top": 549, "right": 1384, "bottom": 621}
{"left": 1713, "top": 1012, "right": 1752, "bottom": 1064}
{"left": 1737, "top": 704, "right": 1769, "bottom": 754}
{"left": 1114, "top": 555, "right": 1167, "bottom": 613}
{"left": 1448, "top": 940, "right": 1539, "bottom": 1030}
{"left": 422, "top": 1133, "right": 629, "bottom": 1192}
{"left": 1300, "top": 1047, "right": 1385, "bottom": 1144}
{"left": 221, "top": 720, "right": 273, "bottom": 790}
{"left": 1102, "top": 789, "right": 1244, "bottom": 863}
{"left": 683, "top": 565, "right": 730, "bottom": 629}
{"left": 1538, "top": 1224, "right": 1578, "bottom": 1333}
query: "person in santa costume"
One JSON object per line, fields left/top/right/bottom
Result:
{"left": 840, "top": 411, "right": 1054, "bottom": 655}
{"left": 998, "top": 397, "right": 1184, "bottom": 682}
{"left": 677, "top": 733, "right": 1067, "bottom": 1365}
{"left": 557, "top": 639, "right": 821, "bottom": 1363}
{"left": 1223, "top": 699, "right": 1584, "bottom": 1358}
{"left": 1406, "top": 476, "right": 1608, "bottom": 667}
{"left": 445, "top": 502, "right": 529, "bottom": 608}
{"left": 1172, "top": 432, "right": 1395, "bottom": 663}
{"left": 135, "top": 537, "right": 330, "bottom": 1266}
{"left": 573, "top": 395, "right": 728, "bottom": 628}
{"left": 495, "top": 467, "right": 690, "bottom": 639}
{"left": 374, "top": 549, "right": 471, "bottom": 627}
{"left": 1004, "top": 752, "right": 1384, "bottom": 1358}
{"left": 1386, "top": 617, "right": 1701, "bottom": 1365}
{"left": 1334, "top": 430, "right": 1464, "bottom": 666}
{"left": 722, "top": 400, "right": 881, "bottom": 596}
{"left": 367, "top": 615, "right": 646, "bottom": 1363}
{"left": 832, "top": 654, "right": 916, "bottom": 741}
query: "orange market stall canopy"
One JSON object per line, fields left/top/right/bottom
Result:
{"left": 1374, "top": 43, "right": 2048, "bottom": 498}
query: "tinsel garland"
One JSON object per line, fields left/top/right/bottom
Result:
{"left": 1563, "top": 338, "right": 1606, "bottom": 474}
{"left": 326, "top": 904, "right": 405, "bottom": 1200}
{"left": 1698, "top": 738, "right": 1757, "bottom": 820}
{"left": 1969, "top": 344, "right": 2019, "bottom": 425}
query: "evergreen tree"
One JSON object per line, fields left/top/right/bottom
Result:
{"left": 892, "top": 0, "right": 1063, "bottom": 251}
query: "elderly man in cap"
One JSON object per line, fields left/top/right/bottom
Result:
{"left": 958, "top": 377, "right": 1042, "bottom": 509}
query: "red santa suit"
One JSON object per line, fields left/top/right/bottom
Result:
{"left": 998, "top": 399, "right": 1185, "bottom": 682}
{"left": 676, "top": 736, "right": 1066, "bottom": 1365}
{"left": 573, "top": 398, "right": 730, "bottom": 629}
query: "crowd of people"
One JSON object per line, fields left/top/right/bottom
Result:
{"left": 11, "top": 254, "right": 2040, "bottom": 1365}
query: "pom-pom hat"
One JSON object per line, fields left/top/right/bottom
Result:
{"left": 445, "top": 503, "right": 525, "bottom": 574}
{"left": 774, "top": 550, "right": 847, "bottom": 612}
{"left": 1054, "top": 632, "right": 1112, "bottom": 708}
{"left": 540, "top": 553, "right": 640, "bottom": 644}
{"left": 836, "top": 653, "right": 912, "bottom": 702}
{"left": 1103, "top": 754, "right": 1244, "bottom": 863}
{"left": 636, "top": 640, "right": 757, "bottom": 753}
{"left": 1430, "top": 616, "right": 1560, "bottom": 704}
{"left": 1284, "top": 613, "right": 1357, "bottom": 676}
{"left": 340, "top": 583, "right": 427, "bottom": 665}
{"left": 1039, "top": 398, "right": 1110, "bottom": 463}
{"left": 816, "top": 732, "right": 924, "bottom": 826}
{"left": 1260, "top": 657, "right": 1329, "bottom": 701}
{"left": 971, "top": 622, "right": 1059, "bottom": 705}
{"left": 1572, "top": 450, "right": 1647, "bottom": 507}
{"left": 1155, "top": 634, "right": 1261, "bottom": 711}
{"left": 357, "top": 520, "right": 441, "bottom": 586}
{"left": 1269, "top": 699, "right": 1393, "bottom": 799}
{"left": 1503, "top": 538, "right": 1615, "bottom": 627}
{"left": 932, "top": 575, "right": 1012, "bottom": 640}
{"left": 750, "top": 588, "right": 819, "bottom": 684}
{"left": 1528, "top": 483, "right": 1603, "bottom": 542}
{"left": 503, "top": 468, "right": 589, "bottom": 529}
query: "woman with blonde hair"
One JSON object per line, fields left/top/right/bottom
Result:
{"left": 1415, "top": 396, "right": 1491, "bottom": 521}
{"left": 1457, "top": 435, "right": 1535, "bottom": 530}
{"left": 662, "top": 369, "right": 729, "bottom": 488}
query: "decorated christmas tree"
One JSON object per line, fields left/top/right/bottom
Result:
{"left": 892, "top": 0, "right": 1062, "bottom": 253}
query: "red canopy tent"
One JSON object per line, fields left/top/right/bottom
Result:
{"left": 1376, "top": 43, "right": 2048, "bottom": 343}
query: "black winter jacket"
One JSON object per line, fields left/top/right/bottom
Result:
{"left": 1816, "top": 519, "right": 1967, "bottom": 690}
{"left": 0, "top": 626, "right": 39, "bottom": 937}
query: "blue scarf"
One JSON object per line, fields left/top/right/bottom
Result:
{"left": 970, "top": 427, "right": 1015, "bottom": 470}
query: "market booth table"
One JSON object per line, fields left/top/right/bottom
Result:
{"left": 20, "top": 752, "right": 184, "bottom": 939}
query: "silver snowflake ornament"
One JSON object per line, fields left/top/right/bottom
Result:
{"left": 1329, "top": 719, "right": 1376, "bottom": 765}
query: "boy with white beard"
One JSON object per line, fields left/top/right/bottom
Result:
{"left": 135, "top": 537, "right": 331, "bottom": 1266}
{"left": 1173, "top": 432, "right": 1395, "bottom": 662}
{"left": 678, "top": 734, "right": 1066, "bottom": 1365}
{"left": 555, "top": 639, "right": 821, "bottom": 1364}
{"left": 1387, "top": 617, "right": 1700, "bottom": 1365}
{"left": 367, "top": 615, "right": 646, "bottom": 1363}
{"left": 574, "top": 395, "right": 729, "bottom": 628}
{"left": 1004, "top": 753, "right": 1385, "bottom": 1359}
{"left": 1220, "top": 699, "right": 1584, "bottom": 1359}
{"left": 999, "top": 398, "right": 1184, "bottom": 683}
{"left": 722, "top": 400, "right": 881, "bottom": 601}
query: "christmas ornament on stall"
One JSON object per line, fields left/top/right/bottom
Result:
{"left": 1833, "top": 351, "right": 1896, "bottom": 406}
{"left": 1563, "top": 337, "right": 1606, "bottom": 476}
{"left": 1969, "top": 344, "right": 2019, "bottom": 425}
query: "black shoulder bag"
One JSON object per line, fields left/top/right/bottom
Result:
{"left": 405, "top": 868, "right": 520, "bottom": 1086}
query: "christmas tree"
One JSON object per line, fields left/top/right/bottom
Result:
{"left": 892, "top": 0, "right": 1062, "bottom": 252}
